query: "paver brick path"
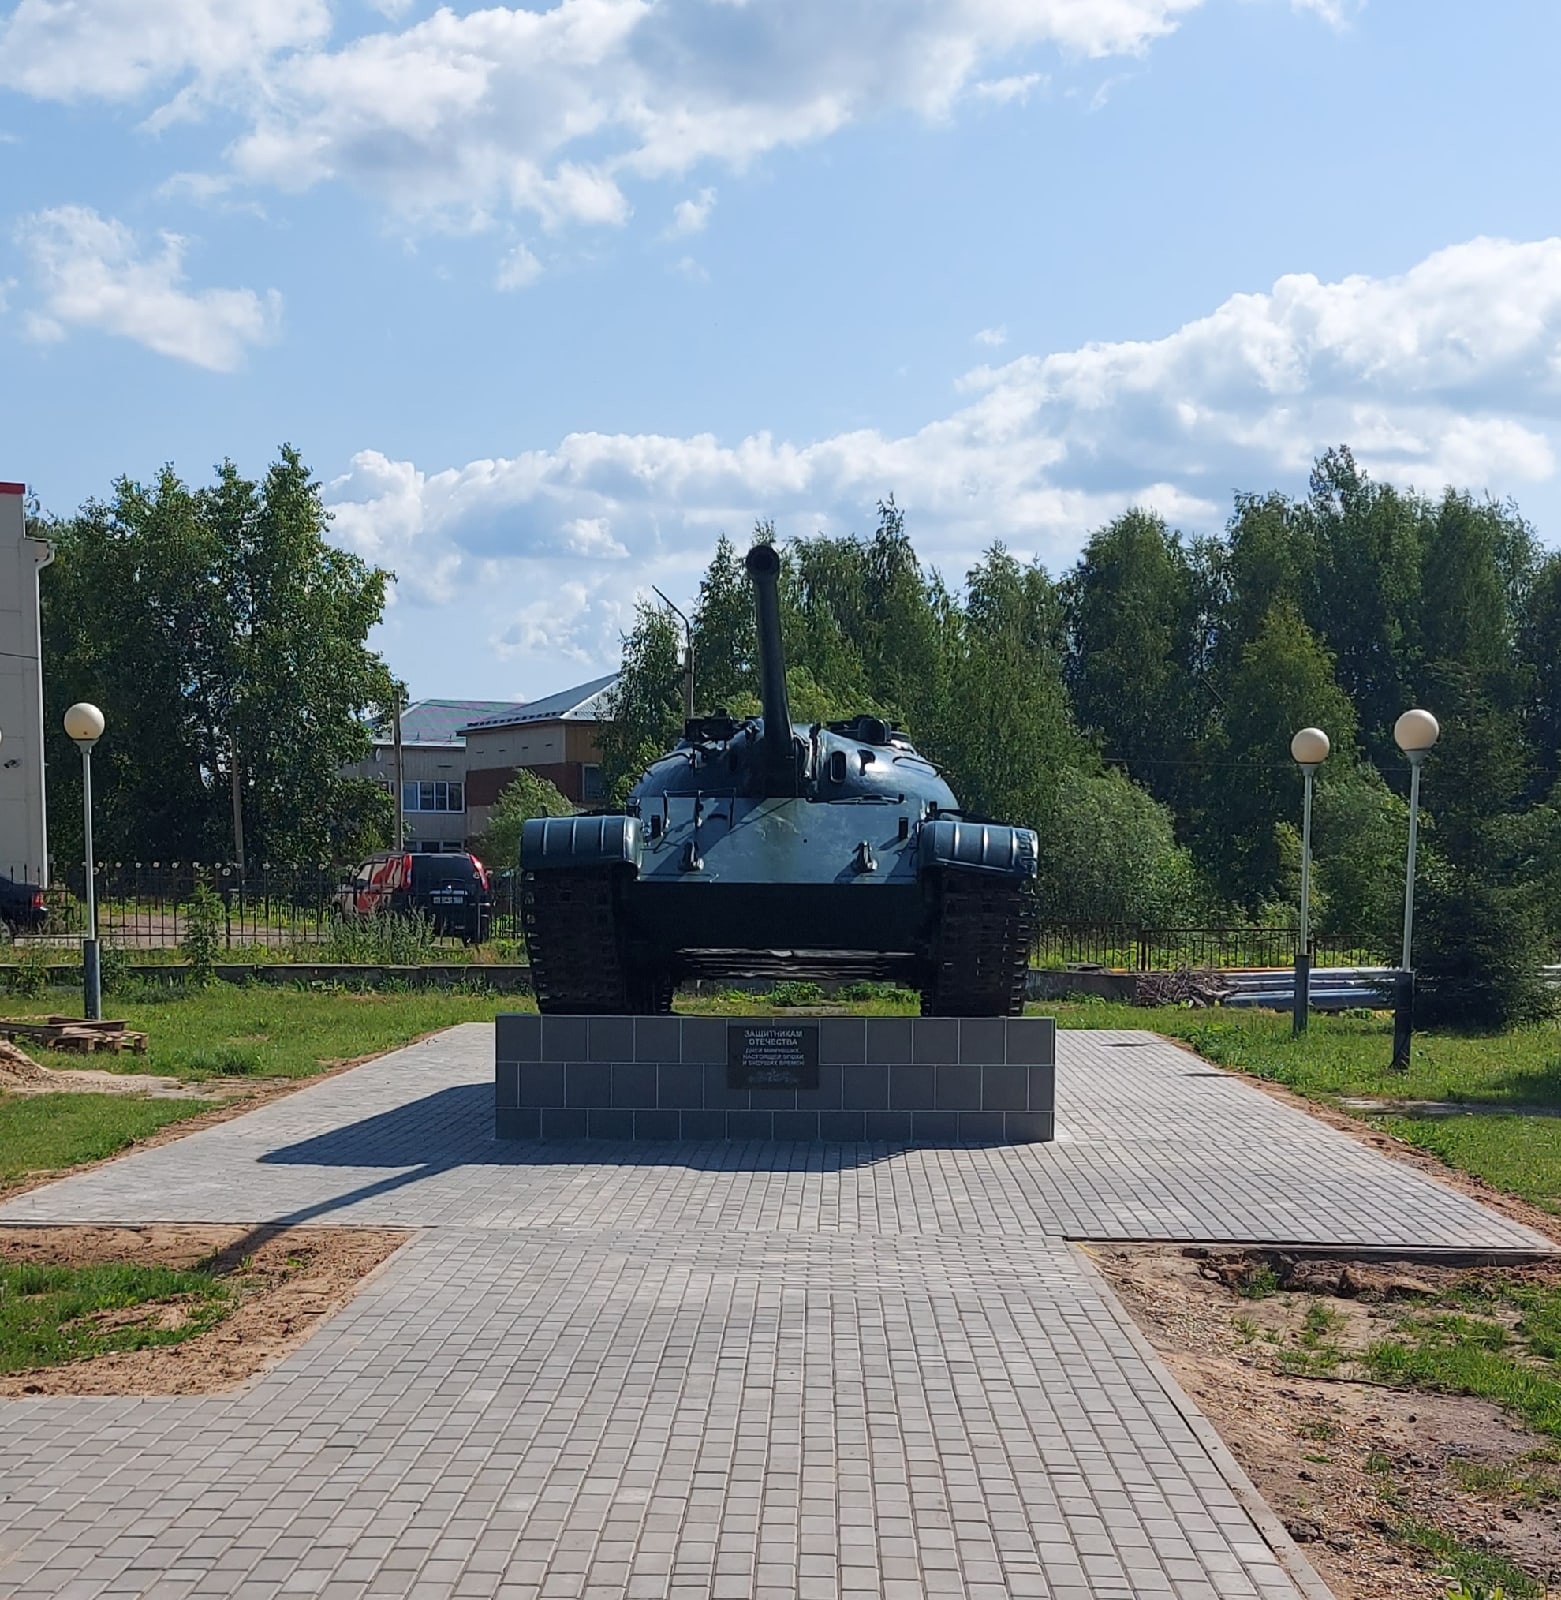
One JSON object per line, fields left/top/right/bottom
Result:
{"left": 0, "top": 1026, "right": 1550, "bottom": 1599}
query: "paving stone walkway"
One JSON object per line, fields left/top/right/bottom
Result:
{"left": 0, "top": 1026, "right": 1550, "bottom": 1599}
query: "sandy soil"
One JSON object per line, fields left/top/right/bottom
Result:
{"left": 0, "top": 1224, "right": 408, "bottom": 1395}
{"left": 1093, "top": 1243, "right": 1561, "bottom": 1598}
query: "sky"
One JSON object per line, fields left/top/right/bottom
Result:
{"left": 3, "top": 0, "right": 1561, "bottom": 703}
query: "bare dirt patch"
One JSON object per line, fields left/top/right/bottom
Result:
{"left": 0, "top": 1224, "right": 408, "bottom": 1396}
{"left": 1092, "top": 1243, "right": 1561, "bottom": 1598}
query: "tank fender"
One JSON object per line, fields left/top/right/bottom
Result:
{"left": 919, "top": 818, "right": 1038, "bottom": 880}
{"left": 522, "top": 814, "right": 643, "bottom": 872}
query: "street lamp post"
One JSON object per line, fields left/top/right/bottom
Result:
{"left": 64, "top": 702, "right": 106, "bottom": 1022}
{"left": 1290, "top": 727, "right": 1331, "bottom": 1035}
{"left": 1392, "top": 708, "right": 1440, "bottom": 1071}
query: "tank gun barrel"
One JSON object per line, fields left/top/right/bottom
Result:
{"left": 744, "top": 542, "right": 795, "bottom": 790}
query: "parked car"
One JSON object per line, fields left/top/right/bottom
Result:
{"left": 334, "top": 851, "right": 493, "bottom": 944}
{"left": 0, "top": 875, "right": 48, "bottom": 938}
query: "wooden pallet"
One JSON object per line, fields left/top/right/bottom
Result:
{"left": 0, "top": 1016, "right": 149, "bottom": 1055}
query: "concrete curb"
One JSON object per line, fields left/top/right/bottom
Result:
{"left": 1071, "top": 1243, "right": 1340, "bottom": 1600}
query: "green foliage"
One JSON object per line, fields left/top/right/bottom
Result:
{"left": 40, "top": 446, "right": 393, "bottom": 863}
{"left": 1311, "top": 762, "right": 1406, "bottom": 949}
{"left": 1064, "top": 509, "right": 1203, "bottom": 809}
{"left": 0, "top": 1259, "right": 230, "bottom": 1374}
{"left": 1036, "top": 768, "right": 1198, "bottom": 925}
{"left": 6, "top": 943, "right": 54, "bottom": 998}
{"left": 598, "top": 601, "right": 684, "bottom": 802}
{"left": 314, "top": 911, "right": 439, "bottom": 965}
{"left": 1413, "top": 871, "right": 1552, "bottom": 1031}
{"left": 97, "top": 943, "right": 132, "bottom": 996}
{"left": 1199, "top": 601, "right": 1358, "bottom": 907}
{"left": 767, "top": 980, "right": 826, "bottom": 1006}
{"left": 474, "top": 769, "right": 573, "bottom": 869}
{"left": 180, "top": 879, "right": 225, "bottom": 985}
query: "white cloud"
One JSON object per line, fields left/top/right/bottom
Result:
{"left": 669, "top": 187, "right": 717, "bottom": 237}
{"left": 671, "top": 254, "right": 709, "bottom": 284}
{"left": 494, "top": 243, "right": 542, "bottom": 291}
{"left": 325, "top": 235, "right": 1561, "bottom": 678}
{"left": 15, "top": 205, "right": 281, "bottom": 370}
{"left": 971, "top": 73, "right": 1045, "bottom": 105}
{"left": 0, "top": 0, "right": 329, "bottom": 102}
{"left": 974, "top": 325, "right": 1008, "bottom": 347}
{"left": 2, "top": 0, "right": 1269, "bottom": 235}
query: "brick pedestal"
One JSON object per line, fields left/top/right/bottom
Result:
{"left": 495, "top": 1014, "right": 1055, "bottom": 1143}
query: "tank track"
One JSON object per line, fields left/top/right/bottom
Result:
{"left": 921, "top": 870, "right": 1035, "bottom": 1017}
{"left": 522, "top": 869, "right": 673, "bottom": 1015}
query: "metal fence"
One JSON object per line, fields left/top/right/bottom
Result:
{"left": 1030, "top": 924, "right": 1370, "bottom": 972}
{"left": 8, "top": 863, "right": 1378, "bottom": 970}
{"left": 29, "top": 863, "right": 526, "bottom": 951}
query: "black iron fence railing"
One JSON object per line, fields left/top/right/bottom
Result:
{"left": 1030, "top": 924, "right": 1372, "bottom": 972}
{"left": 6, "top": 863, "right": 1381, "bottom": 968}
{"left": 18, "top": 863, "right": 528, "bottom": 951}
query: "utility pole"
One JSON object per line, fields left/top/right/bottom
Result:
{"left": 653, "top": 588, "right": 695, "bottom": 720}
{"left": 392, "top": 689, "right": 405, "bottom": 851}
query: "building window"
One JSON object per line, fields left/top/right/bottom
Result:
{"left": 402, "top": 780, "right": 465, "bottom": 813}
{"left": 582, "top": 764, "right": 603, "bottom": 802}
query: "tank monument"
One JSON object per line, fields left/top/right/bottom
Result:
{"left": 497, "top": 541, "right": 1055, "bottom": 1143}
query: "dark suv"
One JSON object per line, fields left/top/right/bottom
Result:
{"left": 334, "top": 851, "right": 493, "bottom": 944}
{"left": 0, "top": 876, "right": 48, "bottom": 938}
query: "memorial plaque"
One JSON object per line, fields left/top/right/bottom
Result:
{"left": 728, "top": 1021, "right": 820, "bottom": 1091}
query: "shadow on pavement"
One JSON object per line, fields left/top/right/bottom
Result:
{"left": 249, "top": 1082, "right": 922, "bottom": 1225}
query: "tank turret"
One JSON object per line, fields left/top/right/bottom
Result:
{"left": 521, "top": 541, "right": 1039, "bottom": 1015}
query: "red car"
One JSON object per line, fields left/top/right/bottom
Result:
{"left": 335, "top": 851, "right": 493, "bottom": 944}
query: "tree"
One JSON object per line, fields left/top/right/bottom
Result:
{"left": 1036, "top": 768, "right": 1198, "bottom": 926}
{"left": 1519, "top": 554, "right": 1561, "bottom": 797}
{"left": 1064, "top": 509, "right": 1201, "bottom": 809}
{"left": 40, "top": 447, "right": 393, "bottom": 863}
{"left": 919, "top": 545, "right": 1082, "bottom": 833}
{"left": 474, "top": 769, "right": 573, "bottom": 868}
{"left": 1198, "top": 603, "right": 1358, "bottom": 908}
{"left": 597, "top": 602, "right": 684, "bottom": 803}
{"left": 1310, "top": 762, "right": 1405, "bottom": 949}
{"left": 1301, "top": 447, "right": 1422, "bottom": 762}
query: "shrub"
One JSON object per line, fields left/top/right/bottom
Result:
{"left": 312, "top": 911, "right": 438, "bottom": 966}
{"left": 98, "top": 943, "right": 132, "bottom": 996}
{"left": 179, "top": 879, "right": 225, "bottom": 986}
{"left": 1413, "top": 871, "right": 1552, "bottom": 1031}
{"left": 6, "top": 942, "right": 54, "bottom": 998}
{"left": 767, "top": 979, "right": 825, "bottom": 1007}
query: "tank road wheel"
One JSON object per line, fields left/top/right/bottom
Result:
{"left": 921, "top": 871, "right": 1035, "bottom": 1017}
{"left": 521, "top": 869, "right": 632, "bottom": 1013}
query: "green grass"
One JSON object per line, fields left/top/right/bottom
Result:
{"left": 1449, "top": 1454, "right": 1561, "bottom": 1505}
{"left": 0, "top": 1094, "right": 216, "bottom": 1186}
{"left": 1361, "top": 1285, "right": 1561, "bottom": 1440}
{"left": 0, "top": 986, "right": 516, "bottom": 1082}
{"left": 1377, "top": 1115, "right": 1561, "bottom": 1214}
{"left": 1389, "top": 1517, "right": 1542, "bottom": 1597}
{"left": 1034, "top": 1002, "right": 1561, "bottom": 1107}
{"left": 0, "top": 1259, "right": 229, "bottom": 1373}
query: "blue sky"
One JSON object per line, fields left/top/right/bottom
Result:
{"left": 3, "top": 0, "right": 1560, "bottom": 702}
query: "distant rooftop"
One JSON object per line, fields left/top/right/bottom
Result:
{"left": 460, "top": 674, "right": 619, "bottom": 733}
{"left": 375, "top": 698, "right": 523, "bottom": 746}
